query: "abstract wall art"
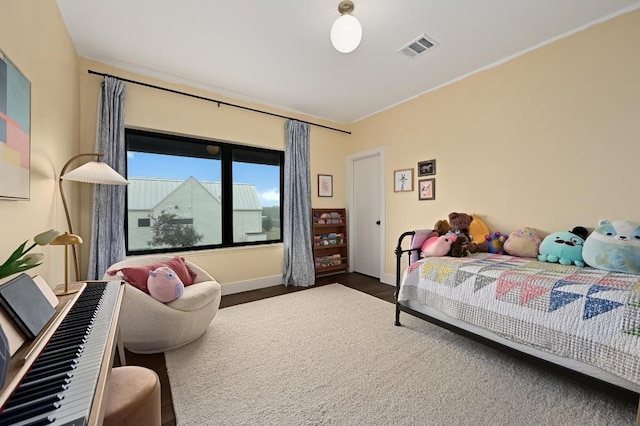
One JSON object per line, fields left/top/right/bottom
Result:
{"left": 0, "top": 49, "right": 30, "bottom": 200}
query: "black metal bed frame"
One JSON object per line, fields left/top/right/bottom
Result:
{"left": 392, "top": 230, "right": 640, "bottom": 401}
{"left": 393, "top": 231, "right": 421, "bottom": 327}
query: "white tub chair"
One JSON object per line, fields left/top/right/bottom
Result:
{"left": 102, "top": 255, "right": 221, "bottom": 354}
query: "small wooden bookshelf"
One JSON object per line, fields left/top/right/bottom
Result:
{"left": 312, "top": 208, "right": 348, "bottom": 277}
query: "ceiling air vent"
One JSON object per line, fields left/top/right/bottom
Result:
{"left": 398, "top": 34, "right": 438, "bottom": 58}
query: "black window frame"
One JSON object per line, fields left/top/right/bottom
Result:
{"left": 125, "top": 128, "right": 284, "bottom": 255}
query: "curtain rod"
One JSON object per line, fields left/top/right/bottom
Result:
{"left": 87, "top": 70, "right": 351, "bottom": 135}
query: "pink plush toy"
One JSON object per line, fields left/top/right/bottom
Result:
{"left": 147, "top": 266, "right": 185, "bottom": 303}
{"left": 421, "top": 233, "right": 457, "bottom": 257}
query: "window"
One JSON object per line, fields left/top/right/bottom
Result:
{"left": 125, "top": 129, "right": 283, "bottom": 254}
{"left": 172, "top": 218, "right": 194, "bottom": 225}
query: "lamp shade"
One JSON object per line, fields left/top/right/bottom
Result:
{"left": 50, "top": 233, "right": 83, "bottom": 246}
{"left": 61, "top": 161, "right": 129, "bottom": 185}
{"left": 330, "top": 13, "right": 362, "bottom": 53}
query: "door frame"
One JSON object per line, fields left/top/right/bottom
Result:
{"left": 346, "top": 147, "right": 386, "bottom": 280}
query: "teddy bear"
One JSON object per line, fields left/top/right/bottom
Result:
{"left": 432, "top": 218, "right": 468, "bottom": 256}
{"left": 434, "top": 219, "right": 453, "bottom": 236}
{"left": 448, "top": 212, "right": 488, "bottom": 253}
{"left": 448, "top": 233, "right": 469, "bottom": 257}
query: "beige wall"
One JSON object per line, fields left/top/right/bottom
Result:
{"left": 349, "top": 9, "right": 640, "bottom": 279}
{"left": 79, "top": 59, "right": 350, "bottom": 287}
{"left": 0, "top": 0, "right": 350, "bottom": 290}
{"left": 2, "top": 1, "right": 638, "bottom": 289}
{"left": 0, "top": 0, "right": 80, "bottom": 286}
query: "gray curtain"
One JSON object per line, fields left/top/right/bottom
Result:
{"left": 87, "top": 77, "right": 127, "bottom": 280}
{"left": 283, "top": 120, "right": 315, "bottom": 287}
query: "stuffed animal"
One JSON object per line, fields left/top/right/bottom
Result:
{"left": 485, "top": 232, "right": 508, "bottom": 254}
{"left": 147, "top": 266, "right": 185, "bottom": 303}
{"left": 448, "top": 212, "right": 488, "bottom": 253}
{"left": 449, "top": 233, "right": 469, "bottom": 257}
{"left": 469, "top": 214, "right": 490, "bottom": 246}
{"left": 434, "top": 220, "right": 453, "bottom": 236}
{"left": 537, "top": 226, "right": 589, "bottom": 267}
{"left": 421, "top": 233, "right": 457, "bottom": 257}
{"left": 503, "top": 227, "right": 542, "bottom": 258}
{"left": 448, "top": 212, "right": 472, "bottom": 235}
{"left": 582, "top": 220, "right": 640, "bottom": 275}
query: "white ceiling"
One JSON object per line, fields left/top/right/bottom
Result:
{"left": 56, "top": 0, "right": 640, "bottom": 124}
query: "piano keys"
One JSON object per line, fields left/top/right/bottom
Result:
{"left": 0, "top": 280, "right": 123, "bottom": 426}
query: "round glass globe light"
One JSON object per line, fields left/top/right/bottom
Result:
{"left": 330, "top": 14, "right": 362, "bottom": 53}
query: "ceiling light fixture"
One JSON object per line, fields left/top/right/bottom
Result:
{"left": 330, "top": 1, "right": 362, "bottom": 54}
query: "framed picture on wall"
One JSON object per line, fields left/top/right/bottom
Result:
{"left": 418, "top": 178, "right": 435, "bottom": 200}
{"left": 394, "top": 169, "right": 414, "bottom": 192}
{"left": 0, "top": 49, "right": 31, "bottom": 200}
{"left": 318, "top": 174, "right": 333, "bottom": 197}
{"left": 418, "top": 159, "right": 436, "bottom": 177}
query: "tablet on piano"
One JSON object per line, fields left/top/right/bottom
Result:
{"left": 0, "top": 273, "right": 56, "bottom": 340}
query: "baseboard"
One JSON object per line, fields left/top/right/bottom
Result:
{"left": 381, "top": 273, "right": 395, "bottom": 286}
{"left": 220, "top": 273, "right": 396, "bottom": 295}
{"left": 220, "top": 275, "right": 283, "bottom": 295}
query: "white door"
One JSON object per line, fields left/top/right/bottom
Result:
{"left": 350, "top": 151, "right": 383, "bottom": 278}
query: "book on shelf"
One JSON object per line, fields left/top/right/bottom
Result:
{"left": 329, "top": 212, "right": 342, "bottom": 224}
{"left": 314, "top": 211, "right": 345, "bottom": 225}
{"left": 314, "top": 232, "right": 345, "bottom": 246}
{"left": 314, "top": 254, "right": 343, "bottom": 267}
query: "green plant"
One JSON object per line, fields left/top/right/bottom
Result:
{"left": 0, "top": 229, "right": 60, "bottom": 280}
{"left": 148, "top": 211, "right": 203, "bottom": 248}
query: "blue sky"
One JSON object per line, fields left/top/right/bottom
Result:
{"left": 127, "top": 152, "right": 280, "bottom": 207}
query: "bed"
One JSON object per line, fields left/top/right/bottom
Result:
{"left": 394, "top": 230, "right": 640, "bottom": 401}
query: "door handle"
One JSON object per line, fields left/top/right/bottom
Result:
{"left": 376, "top": 221, "right": 381, "bottom": 225}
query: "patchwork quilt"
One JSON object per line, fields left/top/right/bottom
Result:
{"left": 398, "top": 253, "right": 640, "bottom": 387}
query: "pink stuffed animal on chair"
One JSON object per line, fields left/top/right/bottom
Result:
{"left": 421, "top": 233, "right": 457, "bottom": 257}
{"left": 147, "top": 266, "right": 185, "bottom": 303}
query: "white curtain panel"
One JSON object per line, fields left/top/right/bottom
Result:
{"left": 283, "top": 120, "right": 315, "bottom": 287}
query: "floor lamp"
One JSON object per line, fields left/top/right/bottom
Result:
{"left": 59, "top": 153, "right": 129, "bottom": 282}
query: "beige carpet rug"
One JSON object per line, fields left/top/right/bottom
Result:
{"left": 165, "top": 284, "right": 637, "bottom": 425}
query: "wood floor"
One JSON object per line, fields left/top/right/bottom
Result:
{"left": 123, "top": 272, "right": 393, "bottom": 426}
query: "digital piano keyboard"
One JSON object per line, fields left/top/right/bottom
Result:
{"left": 0, "top": 280, "right": 124, "bottom": 425}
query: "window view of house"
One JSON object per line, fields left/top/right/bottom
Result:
{"left": 125, "top": 129, "right": 283, "bottom": 254}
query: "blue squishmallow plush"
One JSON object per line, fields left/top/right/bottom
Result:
{"left": 538, "top": 226, "right": 589, "bottom": 267}
{"left": 582, "top": 220, "right": 640, "bottom": 275}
